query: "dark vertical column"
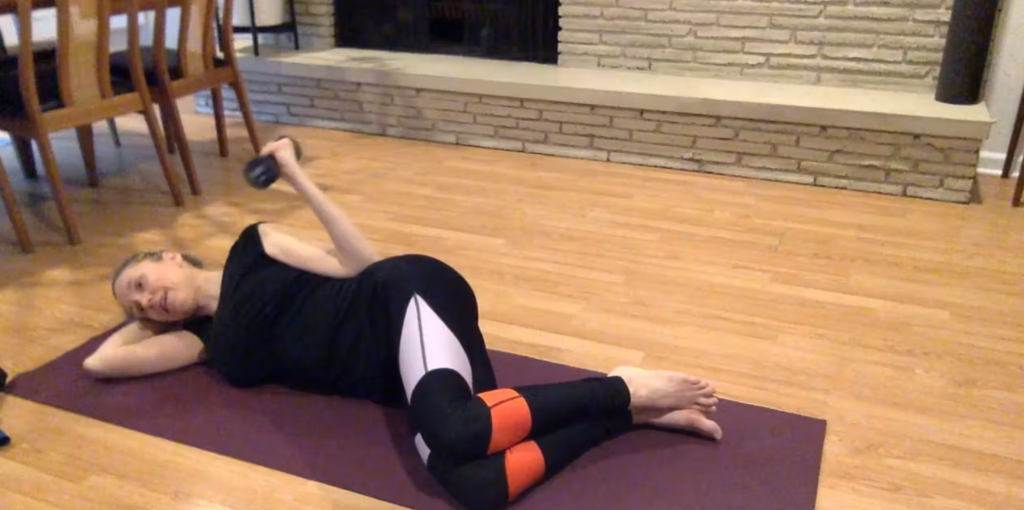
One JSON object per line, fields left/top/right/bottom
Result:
{"left": 333, "top": 0, "right": 341, "bottom": 47}
{"left": 415, "top": 0, "right": 430, "bottom": 52}
{"left": 935, "top": 0, "right": 1001, "bottom": 105}
{"left": 542, "top": 0, "right": 559, "bottom": 64}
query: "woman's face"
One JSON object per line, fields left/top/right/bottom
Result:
{"left": 113, "top": 252, "right": 198, "bottom": 323}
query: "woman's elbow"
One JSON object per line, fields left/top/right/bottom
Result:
{"left": 82, "top": 355, "right": 107, "bottom": 378}
{"left": 82, "top": 354, "right": 119, "bottom": 379}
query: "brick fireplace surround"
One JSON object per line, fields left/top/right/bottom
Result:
{"left": 198, "top": 0, "right": 993, "bottom": 203}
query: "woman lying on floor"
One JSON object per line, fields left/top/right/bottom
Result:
{"left": 84, "top": 138, "right": 723, "bottom": 510}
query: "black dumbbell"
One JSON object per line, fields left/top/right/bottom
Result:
{"left": 243, "top": 136, "right": 303, "bottom": 189}
{"left": 0, "top": 366, "right": 8, "bottom": 447}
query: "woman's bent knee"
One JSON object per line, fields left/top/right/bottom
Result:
{"left": 415, "top": 408, "right": 491, "bottom": 460}
{"left": 409, "top": 369, "right": 493, "bottom": 459}
{"left": 431, "top": 456, "right": 511, "bottom": 510}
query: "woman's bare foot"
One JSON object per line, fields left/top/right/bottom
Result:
{"left": 609, "top": 366, "right": 718, "bottom": 410}
{"left": 633, "top": 408, "right": 723, "bottom": 441}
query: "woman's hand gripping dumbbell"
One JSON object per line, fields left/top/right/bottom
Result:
{"left": 243, "top": 136, "right": 304, "bottom": 189}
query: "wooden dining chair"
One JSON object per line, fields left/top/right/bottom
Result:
{"left": 0, "top": 23, "right": 34, "bottom": 180}
{"left": 0, "top": 0, "right": 184, "bottom": 247}
{"left": 109, "top": 0, "right": 262, "bottom": 197}
{"left": 0, "top": 36, "right": 61, "bottom": 182}
{"left": 0, "top": 17, "right": 121, "bottom": 182}
{"left": 0, "top": 29, "right": 35, "bottom": 253}
{"left": 0, "top": 150, "right": 32, "bottom": 252}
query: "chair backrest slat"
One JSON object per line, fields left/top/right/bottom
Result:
{"left": 178, "top": 0, "right": 215, "bottom": 79}
{"left": 15, "top": 0, "right": 42, "bottom": 119}
{"left": 55, "top": 0, "right": 110, "bottom": 108}
{"left": 218, "top": 0, "right": 238, "bottom": 66}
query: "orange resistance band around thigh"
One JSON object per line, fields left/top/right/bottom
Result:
{"left": 477, "top": 389, "right": 534, "bottom": 454}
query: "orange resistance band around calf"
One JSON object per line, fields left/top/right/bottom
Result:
{"left": 504, "top": 440, "right": 546, "bottom": 502}
{"left": 477, "top": 389, "right": 534, "bottom": 454}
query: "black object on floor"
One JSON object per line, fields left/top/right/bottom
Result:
{"left": 0, "top": 366, "right": 8, "bottom": 447}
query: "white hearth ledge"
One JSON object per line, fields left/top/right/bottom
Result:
{"left": 236, "top": 47, "right": 993, "bottom": 140}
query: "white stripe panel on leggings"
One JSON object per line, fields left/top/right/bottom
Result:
{"left": 398, "top": 294, "right": 475, "bottom": 403}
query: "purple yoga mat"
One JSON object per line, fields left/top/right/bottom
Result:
{"left": 5, "top": 327, "right": 826, "bottom": 510}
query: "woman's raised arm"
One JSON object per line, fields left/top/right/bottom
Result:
{"left": 260, "top": 139, "right": 380, "bottom": 273}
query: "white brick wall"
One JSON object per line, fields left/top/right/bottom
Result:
{"left": 197, "top": 73, "right": 980, "bottom": 203}
{"left": 293, "top": 0, "right": 335, "bottom": 49}
{"left": 558, "top": 0, "right": 954, "bottom": 91}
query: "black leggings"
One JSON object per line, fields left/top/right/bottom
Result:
{"left": 398, "top": 291, "right": 634, "bottom": 510}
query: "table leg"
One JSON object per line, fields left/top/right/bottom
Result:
{"left": 289, "top": 0, "right": 299, "bottom": 50}
{"left": 248, "top": 0, "right": 259, "bottom": 56}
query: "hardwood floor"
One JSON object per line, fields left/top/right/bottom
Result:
{"left": 1, "top": 110, "right": 1023, "bottom": 510}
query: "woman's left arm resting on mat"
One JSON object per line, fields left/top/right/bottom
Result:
{"left": 83, "top": 328, "right": 205, "bottom": 379}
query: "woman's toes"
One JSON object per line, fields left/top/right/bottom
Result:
{"left": 694, "top": 402, "right": 717, "bottom": 413}
{"left": 644, "top": 409, "right": 723, "bottom": 441}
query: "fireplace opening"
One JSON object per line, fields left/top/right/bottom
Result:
{"left": 335, "top": 0, "right": 560, "bottom": 64}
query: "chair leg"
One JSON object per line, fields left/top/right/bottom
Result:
{"left": 160, "top": 103, "right": 177, "bottom": 155}
{"left": 76, "top": 124, "right": 99, "bottom": 187}
{"left": 35, "top": 133, "right": 81, "bottom": 245}
{"left": 211, "top": 86, "right": 230, "bottom": 158}
{"left": 161, "top": 96, "right": 202, "bottom": 196}
{"left": 231, "top": 77, "right": 262, "bottom": 154}
{"left": 139, "top": 102, "right": 186, "bottom": 207}
{"left": 1014, "top": 165, "right": 1024, "bottom": 207}
{"left": 1002, "top": 83, "right": 1024, "bottom": 179}
{"left": 12, "top": 137, "right": 37, "bottom": 180}
{"left": 107, "top": 118, "right": 122, "bottom": 147}
{"left": 0, "top": 159, "right": 33, "bottom": 253}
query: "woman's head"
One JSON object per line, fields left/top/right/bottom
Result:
{"left": 111, "top": 250, "right": 206, "bottom": 323}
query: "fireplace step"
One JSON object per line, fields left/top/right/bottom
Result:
{"left": 196, "top": 47, "right": 991, "bottom": 204}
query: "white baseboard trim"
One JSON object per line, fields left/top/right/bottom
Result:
{"left": 978, "top": 150, "right": 1020, "bottom": 177}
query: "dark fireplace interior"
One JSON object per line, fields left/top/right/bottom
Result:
{"left": 335, "top": 0, "right": 560, "bottom": 64}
